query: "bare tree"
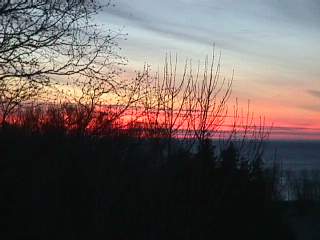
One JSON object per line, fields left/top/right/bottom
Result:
{"left": 190, "top": 50, "right": 233, "bottom": 146}
{"left": 137, "top": 50, "right": 271, "bottom": 167}
{"left": 65, "top": 67, "right": 148, "bottom": 135}
{"left": 138, "top": 52, "right": 232, "bottom": 157}
{"left": 0, "top": 0, "right": 122, "bottom": 125}
{"left": 221, "top": 99, "right": 271, "bottom": 163}
{"left": 138, "top": 54, "right": 194, "bottom": 156}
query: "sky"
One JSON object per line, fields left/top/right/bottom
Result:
{"left": 98, "top": 0, "right": 320, "bottom": 140}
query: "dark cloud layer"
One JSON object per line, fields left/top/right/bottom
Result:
{"left": 308, "top": 90, "right": 320, "bottom": 99}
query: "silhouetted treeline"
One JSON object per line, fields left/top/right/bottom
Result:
{"left": 0, "top": 105, "right": 294, "bottom": 240}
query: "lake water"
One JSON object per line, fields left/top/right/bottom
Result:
{"left": 264, "top": 140, "right": 320, "bottom": 171}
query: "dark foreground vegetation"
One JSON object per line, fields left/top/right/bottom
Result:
{"left": 0, "top": 106, "right": 294, "bottom": 240}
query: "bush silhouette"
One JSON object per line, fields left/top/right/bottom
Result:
{"left": 0, "top": 109, "right": 294, "bottom": 240}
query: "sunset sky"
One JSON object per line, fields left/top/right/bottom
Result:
{"left": 100, "top": 0, "right": 320, "bottom": 140}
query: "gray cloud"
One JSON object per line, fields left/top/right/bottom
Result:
{"left": 299, "top": 91, "right": 320, "bottom": 112}
{"left": 308, "top": 90, "right": 320, "bottom": 99}
{"left": 104, "top": 0, "right": 320, "bottom": 54}
{"left": 102, "top": 1, "right": 320, "bottom": 108}
{"left": 107, "top": 0, "right": 320, "bottom": 28}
